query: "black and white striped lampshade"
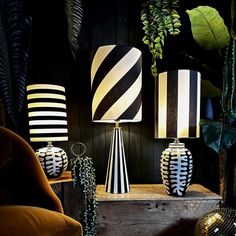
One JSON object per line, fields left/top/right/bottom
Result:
{"left": 27, "top": 84, "right": 68, "bottom": 142}
{"left": 155, "top": 70, "right": 201, "bottom": 139}
{"left": 91, "top": 45, "right": 142, "bottom": 123}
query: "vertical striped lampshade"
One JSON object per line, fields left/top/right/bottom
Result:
{"left": 91, "top": 45, "right": 142, "bottom": 123}
{"left": 27, "top": 84, "right": 68, "bottom": 142}
{"left": 155, "top": 70, "right": 201, "bottom": 139}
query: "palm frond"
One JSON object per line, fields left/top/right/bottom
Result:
{"left": 0, "top": 2, "right": 15, "bottom": 125}
{"left": 6, "top": 0, "right": 32, "bottom": 112}
{"left": 65, "top": 0, "right": 83, "bottom": 60}
{"left": 0, "top": 0, "right": 32, "bottom": 127}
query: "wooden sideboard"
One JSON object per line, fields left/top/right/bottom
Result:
{"left": 49, "top": 174, "right": 222, "bottom": 236}
{"left": 96, "top": 184, "right": 222, "bottom": 236}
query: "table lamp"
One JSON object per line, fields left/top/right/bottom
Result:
{"left": 91, "top": 45, "right": 142, "bottom": 193}
{"left": 27, "top": 83, "right": 68, "bottom": 178}
{"left": 155, "top": 69, "right": 201, "bottom": 196}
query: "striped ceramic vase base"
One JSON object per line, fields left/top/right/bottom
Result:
{"left": 160, "top": 142, "right": 193, "bottom": 196}
{"left": 105, "top": 127, "right": 130, "bottom": 194}
{"left": 36, "top": 144, "right": 68, "bottom": 178}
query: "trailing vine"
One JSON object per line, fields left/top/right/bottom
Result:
{"left": 71, "top": 143, "right": 98, "bottom": 236}
{"left": 141, "top": 0, "right": 181, "bottom": 77}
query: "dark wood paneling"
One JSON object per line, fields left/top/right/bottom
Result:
{"left": 24, "top": 0, "right": 224, "bottom": 193}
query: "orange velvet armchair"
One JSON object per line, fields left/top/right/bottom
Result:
{"left": 0, "top": 126, "right": 83, "bottom": 236}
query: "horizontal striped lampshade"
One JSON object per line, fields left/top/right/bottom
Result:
{"left": 91, "top": 45, "right": 142, "bottom": 123}
{"left": 155, "top": 70, "right": 201, "bottom": 139}
{"left": 27, "top": 84, "right": 68, "bottom": 142}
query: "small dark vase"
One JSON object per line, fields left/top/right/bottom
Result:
{"left": 161, "top": 140, "right": 193, "bottom": 196}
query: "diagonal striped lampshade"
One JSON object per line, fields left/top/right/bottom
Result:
{"left": 91, "top": 45, "right": 142, "bottom": 123}
{"left": 155, "top": 70, "right": 201, "bottom": 139}
{"left": 91, "top": 45, "right": 142, "bottom": 194}
{"left": 27, "top": 84, "right": 68, "bottom": 142}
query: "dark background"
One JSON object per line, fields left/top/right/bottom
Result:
{"left": 11, "top": 0, "right": 233, "bottom": 199}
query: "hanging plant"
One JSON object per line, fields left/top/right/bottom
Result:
{"left": 65, "top": 0, "right": 83, "bottom": 60}
{"left": 71, "top": 142, "right": 98, "bottom": 236}
{"left": 141, "top": 0, "right": 181, "bottom": 77}
{"left": 0, "top": 0, "right": 32, "bottom": 127}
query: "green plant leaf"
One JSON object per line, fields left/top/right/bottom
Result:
{"left": 231, "top": 0, "right": 236, "bottom": 39}
{"left": 222, "top": 39, "right": 236, "bottom": 118}
{"left": 201, "top": 79, "right": 222, "bottom": 97}
{"left": 186, "top": 6, "right": 230, "bottom": 50}
{"left": 141, "top": 0, "right": 181, "bottom": 77}
{"left": 201, "top": 119, "right": 236, "bottom": 153}
{"left": 0, "top": 0, "right": 31, "bottom": 127}
{"left": 200, "top": 119, "right": 222, "bottom": 153}
{"left": 65, "top": 0, "right": 83, "bottom": 60}
{"left": 0, "top": 17, "right": 15, "bottom": 124}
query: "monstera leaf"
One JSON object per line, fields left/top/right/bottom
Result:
{"left": 65, "top": 0, "right": 83, "bottom": 60}
{"left": 201, "top": 119, "right": 236, "bottom": 153}
{"left": 186, "top": 6, "right": 230, "bottom": 50}
{"left": 0, "top": 0, "right": 31, "bottom": 127}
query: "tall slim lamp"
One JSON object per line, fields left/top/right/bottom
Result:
{"left": 155, "top": 69, "right": 201, "bottom": 196}
{"left": 91, "top": 45, "right": 142, "bottom": 193}
{"left": 27, "top": 84, "right": 68, "bottom": 178}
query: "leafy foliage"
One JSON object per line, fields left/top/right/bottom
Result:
{"left": 201, "top": 37, "right": 236, "bottom": 154}
{"left": 231, "top": 0, "right": 236, "bottom": 39}
{"left": 0, "top": 0, "right": 32, "bottom": 126}
{"left": 201, "top": 80, "right": 222, "bottom": 98}
{"left": 186, "top": 6, "right": 230, "bottom": 50}
{"left": 201, "top": 119, "right": 236, "bottom": 153}
{"left": 72, "top": 152, "right": 97, "bottom": 236}
{"left": 141, "top": 0, "right": 181, "bottom": 77}
{"left": 65, "top": 0, "right": 83, "bottom": 60}
{"left": 0, "top": 4, "right": 14, "bottom": 124}
{"left": 222, "top": 39, "right": 236, "bottom": 118}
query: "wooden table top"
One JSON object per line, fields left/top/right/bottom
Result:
{"left": 48, "top": 171, "right": 73, "bottom": 184}
{"left": 96, "top": 184, "right": 222, "bottom": 202}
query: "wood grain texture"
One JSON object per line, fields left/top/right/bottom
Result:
{"left": 96, "top": 184, "right": 222, "bottom": 236}
{"left": 48, "top": 171, "right": 73, "bottom": 184}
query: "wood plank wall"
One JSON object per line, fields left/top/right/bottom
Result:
{"left": 23, "top": 0, "right": 228, "bottom": 193}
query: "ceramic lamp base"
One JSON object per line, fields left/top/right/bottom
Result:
{"left": 35, "top": 142, "right": 68, "bottom": 178}
{"left": 105, "top": 127, "right": 130, "bottom": 194}
{"left": 161, "top": 140, "right": 193, "bottom": 196}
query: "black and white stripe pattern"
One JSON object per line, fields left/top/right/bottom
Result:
{"left": 91, "top": 45, "right": 142, "bottom": 123}
{"left": 155, "top": 70, "right": 201, "bottom": 138}
{"left": 105, "top": 127, "right": 129, "bottom": 193}
{"left": 27, "top": 84, "right": 68, "bottom": 142}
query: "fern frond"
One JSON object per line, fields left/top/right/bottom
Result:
{"left": 65, "top": 0, "right": 83, "bottom": 60}
{"left": 0, "top": 2, "right": 15, "bottom": 125}
{"left": 6, "top": 0, "right": 32, "bottom": 113}
{"left": 0, "top": 0, "right": 32, "bottom": 127}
